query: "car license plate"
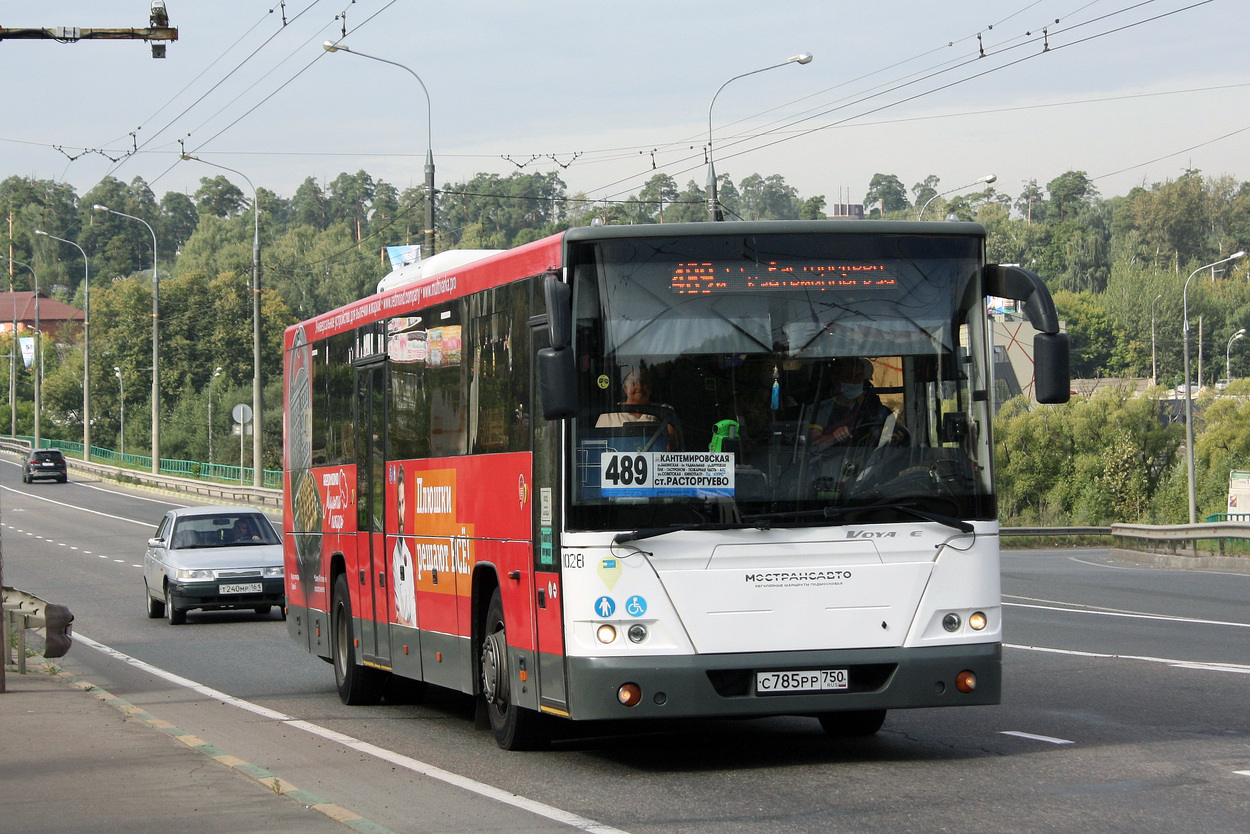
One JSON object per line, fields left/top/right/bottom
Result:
{"left": 220, "top": 582, "right": 262, "bottom": 595}
{"left": 756, "top": 669, "right": 849, "bottom": 694}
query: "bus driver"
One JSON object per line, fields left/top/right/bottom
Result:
{"left": 809, "top": 357, "right": 907, "bottom": 449}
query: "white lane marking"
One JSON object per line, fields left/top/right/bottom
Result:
{"left": 1000, "top": 730, "right": 1074, "bottom": 745}
{"left": 77, "top": 479, "right": 191, "bottom": 505}
{"left": 73, "top": 633, "right": 632, "bottom": 834}
{"left": 1005, "top": 600, "right": 1250, "bottom": 630}
{"left": 1067, "top": 554, "right": 1250, "bottom": 578}
{"left": 1006, "top": 643, "right": 1250, "bottom": 674}
{"left": 1068, "top": 556, "right": 1141, "bottom": 571}
{"left": 1235, "top": 771, "right": 1250, "bottom": 777}
{"left": 1, "top": 483, "right": 158, "bottom": 526}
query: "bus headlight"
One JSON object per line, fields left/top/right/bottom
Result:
{"left": 627, "top": 624, "right": 648, "bottom": 644}
{"left": 968, "top": 611, "right": 987, "bottom": 631}
{"left": 942, "top": 613, "right": 962, "bottom": 632}
{"left": 596, "top": 624, "right": 617, "bottom": 644}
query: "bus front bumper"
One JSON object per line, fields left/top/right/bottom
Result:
{"left": 561, "top": 642, "right": 1001, "bottom": 721}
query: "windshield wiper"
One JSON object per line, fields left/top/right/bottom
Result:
{"left": 613, "top": 520, "right": 772, "bottom": 545}
{"left": 742, "top": 503, "right": 973, "bottom": 534}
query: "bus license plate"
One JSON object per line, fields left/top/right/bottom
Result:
{"left": 756, "top": 669, "right": 849, "bottom": 694}
{"left": 220, "top": 582, "right": 262, "bottom": 595}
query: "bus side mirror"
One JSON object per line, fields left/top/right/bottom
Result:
{"left": 543, "top": 274, "right": 572, "bottom": 350}
{"left": 985, "top": 263, "right": 1070, "bottom": 404}
{"left": 1033, "top": 332, "right": 1071, "bottom": 404}
{"left": 537, "top": 347, "right": 576, "bottom": 420}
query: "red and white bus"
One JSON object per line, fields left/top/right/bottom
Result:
{"left": 282, "top": 220, "right": 1069, "bottom": 749}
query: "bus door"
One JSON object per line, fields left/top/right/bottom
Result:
{"left": 531, "top": 325, "right": 568, "bottom": 713}
{"left": 355, "top": 361, "right": 391, "bottom": 669}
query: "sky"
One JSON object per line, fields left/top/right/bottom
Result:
{"left": 2, "top": 0, "right": 1248, "bottom": 216}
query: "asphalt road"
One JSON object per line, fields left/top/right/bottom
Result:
{"left": 3, "top": 458, "right": 1249, "bottom": 833}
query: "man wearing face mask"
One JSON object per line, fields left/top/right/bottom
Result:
{"left": 809, "top": 357, "right": 907, "bottom": 449}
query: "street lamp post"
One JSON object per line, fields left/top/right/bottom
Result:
{"left": 208, "top": 366, "right": 221, "bottom": 464}
{"left": 177, "top": 158, "right": 264, "bottom": 487}
{"left": 1150, "top": 293, "right": 1163, "bottom": 387}
{"left": 323, "top": 41, "right": 436, "bottom": 258}
{"left": 1226, "top": 329, "right": 1245, "bottom": 384}
{"left": 918, "top": 175, "right": 998, "bottom": 220}
{"left": 114, "top": 367, "right": 124, "bottom": 458}
{"left": 93, "top": 205, "right": 160, "bottom": 474}
{"left": 0, "top": 255, "right": 38, "bottom": 445}
{"left": 35, "top": 230, "right": 91, "bottom": 459}
{"left": 1183, "top": 251, "right": 1247, "bottom": 523}
{"left": 706, "top": 52, "right": 813, "bottom": 221}
{"left": 4, "top": 257, "right": 16, "bottom": 436}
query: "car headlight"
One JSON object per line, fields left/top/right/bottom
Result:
{"left": 176, "top": 568, "right": 214, "bottom": 581}
{"left": 262, "top": 566, "right": 284, "bottom": 578}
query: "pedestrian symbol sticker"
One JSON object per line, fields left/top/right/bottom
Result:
{"left": 595, "top": 596, "right": 615, "bottom": 618}
{"left": 625, "top": 595, "right": 647, "bottom": 617}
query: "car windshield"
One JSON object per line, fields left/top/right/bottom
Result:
{"left": 171, "top": 514, "right": 280, "bottom": 548}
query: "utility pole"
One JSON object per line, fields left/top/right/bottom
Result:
{"left": 0, "top": 1, "right": 177, "bottom": 57}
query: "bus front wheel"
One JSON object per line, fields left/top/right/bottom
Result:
{"left": 481, "top": 589, "right": 548, "bottom": 750}
{"left": 332, "top": 574, "right": 384, "bottom": 705}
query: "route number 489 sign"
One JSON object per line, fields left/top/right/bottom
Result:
{"left": 600, "top": 451, "right": 734, "bottom": 497}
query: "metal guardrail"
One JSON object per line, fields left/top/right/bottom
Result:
{"left": 1, "top": 440, "right": 281, "bottom": 510}
{"left": 5, "top": 434, "right": 281, "bottom": 489}
{"left": 997, "top": 524, "right": 1249, "bottom": 556}
{"left": 1000, "top": 527, "right": 1113, "bottom": 537}
{"left": 5, "top": 437, "right": 1248, "bottom": 554}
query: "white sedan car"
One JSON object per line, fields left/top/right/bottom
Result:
{"left": 143, "top": 505, "right": 284, "bottom": 625}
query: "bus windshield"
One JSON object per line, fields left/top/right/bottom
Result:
{"left": 567, "top": 230, "right": 995, "bottom": 532}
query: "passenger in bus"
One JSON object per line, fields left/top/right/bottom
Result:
{"left": 595, "top": 365, "right": 679, "bottom": 448}
{"left": 809, "top": 357, "right": 908, "bottom": 449}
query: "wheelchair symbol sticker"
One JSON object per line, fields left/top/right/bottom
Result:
{"left": 625, "top": 595, "right": 647, "bottom": 617}
{"left": 595, "top": 596, "right": 615, "bottom": 618}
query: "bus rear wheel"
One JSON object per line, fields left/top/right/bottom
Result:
{"left": 480, "top": 589, "right": 547, "bottom": 750}
{"left": 332, "top": 573, "right": 384, "bottom": 705}
{"left": 818, "top": 709, "right": 887, "bottom": 737}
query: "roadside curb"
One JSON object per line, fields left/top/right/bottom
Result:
{"left": 33, "top": 660, "right": 394, "bottom": 834}
{"left": 1105, "top": 547, "right": 1250, "bottom": 575}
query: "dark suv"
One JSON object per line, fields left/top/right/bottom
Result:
{"left": 23, "top": 448, "right": 67, "bottom": 483}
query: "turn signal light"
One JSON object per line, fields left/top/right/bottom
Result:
{"left": 955, "top": 670, "right": 977, "bottom": 693}
{"left": 617, "top": 683, "right": 642, "bottom": 706}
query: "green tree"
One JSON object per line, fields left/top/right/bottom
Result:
{"left": 1053, "top": 290, "right": 1123, "bottom": 377}
{"left": 738, "top": 173, "right": 800, "bottom": 220}
{"left": 911, "top": 175, "right": 940, "bottom": 211}
{"left": 1046, "top": 170, "right": 1097, "bottom": 222}
{"left": 638, "top": 173, "right": 679, "bottom": 223}
{"left": 864, "top": 173, "right": 908, "bottom": 216}
{"left": 291, "top": 177, "right": 329, "bottom": 231}
{"left": 160, "top": 191, "right": 200, "bottom": 254}
{"left": 194, "top": 175, "right": 246, "bottom": 218}
{"left": 799, "top": 194, "right": 827, "bottom": 220}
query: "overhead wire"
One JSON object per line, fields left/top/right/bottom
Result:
{"left": 102, "top": 1, "right": 332, "bottom": 185}
{"left": 596, "top": 0, "right": 1217, "bottom": 202}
